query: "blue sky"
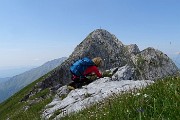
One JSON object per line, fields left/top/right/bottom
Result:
{"left": 0, "top": 0, "right": 180, "bottom": 77}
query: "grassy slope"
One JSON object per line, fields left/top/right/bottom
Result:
{"left": 62, "top": 76, "right": 180, "bottom": 120}
{"left": 0, "top": 74, "right": 53, "bottom": 120}
{"left": 0, "top": 76, "right": 179, "bottom": 120}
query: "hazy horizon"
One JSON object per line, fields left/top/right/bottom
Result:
{"left": 0, "top": 66, "right": 36, "bottom": 78}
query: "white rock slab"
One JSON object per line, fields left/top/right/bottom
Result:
{"left": 42, "top": 78, "right": 153, "bottom": 119}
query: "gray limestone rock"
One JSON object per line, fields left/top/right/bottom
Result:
{"left": 125, "top": 44, "right": 140, "bottom": 55}
{"left": 42, "top": 65, "right": 154, "bottom": 119}
{"left": 133, "top": 47, "right": 179, "bottom": 80}
{"left": 112, "top": 65, "right": 135, "bottom": 81}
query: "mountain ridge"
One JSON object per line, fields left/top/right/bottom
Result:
{"left": 0, "top": 57, "right": 67, "bottom": 103}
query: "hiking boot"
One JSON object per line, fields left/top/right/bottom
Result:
{"left": 67, "top": 85, "right": 75, "bottom": 90}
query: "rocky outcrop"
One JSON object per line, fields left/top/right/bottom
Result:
{"left": 111, "top": 65, "right": 135, "bottom": 80}
{"left": 42, "top": 65, "right": 154, "bottom": 119}
{"left": 133, "top": 47, "right": 179, "bottom": 80}
{"left": 125, "top": 44, "right": 140, "bottom": 55}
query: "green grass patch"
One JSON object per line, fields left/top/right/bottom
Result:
{"left": 62, "top": 76, "right": 180, "bottom": 120}
{"left": 29, "top": 88, "right": 50, "bottom": 100}
{"left": 49, "top": 109, "right": 62, "bottom": 120}
{"left": 0, "top": 73, "right": 53, "bottom": 120}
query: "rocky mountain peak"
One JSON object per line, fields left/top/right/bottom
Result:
{"left": 21, "top": 29, "right": 179, "bottom": 103}
{"left": 71, "top": 29, "right": 123, "bottom": 60}
{"left": 91, "top": 29, "right": 123, "bottom": 45}
{"left": 37, "top": 29, "right": 179, "bottom": 88}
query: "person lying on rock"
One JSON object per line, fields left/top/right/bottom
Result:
{"left": 68, "top": 57, "right": 103, "bottom": 90}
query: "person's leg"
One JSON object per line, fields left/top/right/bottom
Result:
{"left": 71, "top": 78, "right": 84, "bottom": 88}
{"left": 73, "top": 77, "right": 92, "bottom": 88}
{"left": 69, "top": 78, "right": 93, "bottom": 89}
{"left": 80, "top": 78, "right": 93, "bottom": 87}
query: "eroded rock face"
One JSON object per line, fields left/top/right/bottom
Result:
{"left": 42, "top": 65, "right": 154, "bottom": 119}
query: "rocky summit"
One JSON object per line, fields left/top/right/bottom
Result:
{"left": 37, "top": 29, "right": 178, "bottom": 90}
{"left": 20, "top": 29, "right": 179, "bottom": 118}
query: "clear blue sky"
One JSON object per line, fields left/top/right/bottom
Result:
{"left": 0, "top": 0, "right": 180, "bottom": 70}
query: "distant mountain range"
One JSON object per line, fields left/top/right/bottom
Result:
{"left": 0, "top": 57, "right": 67, "bottom": 103}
